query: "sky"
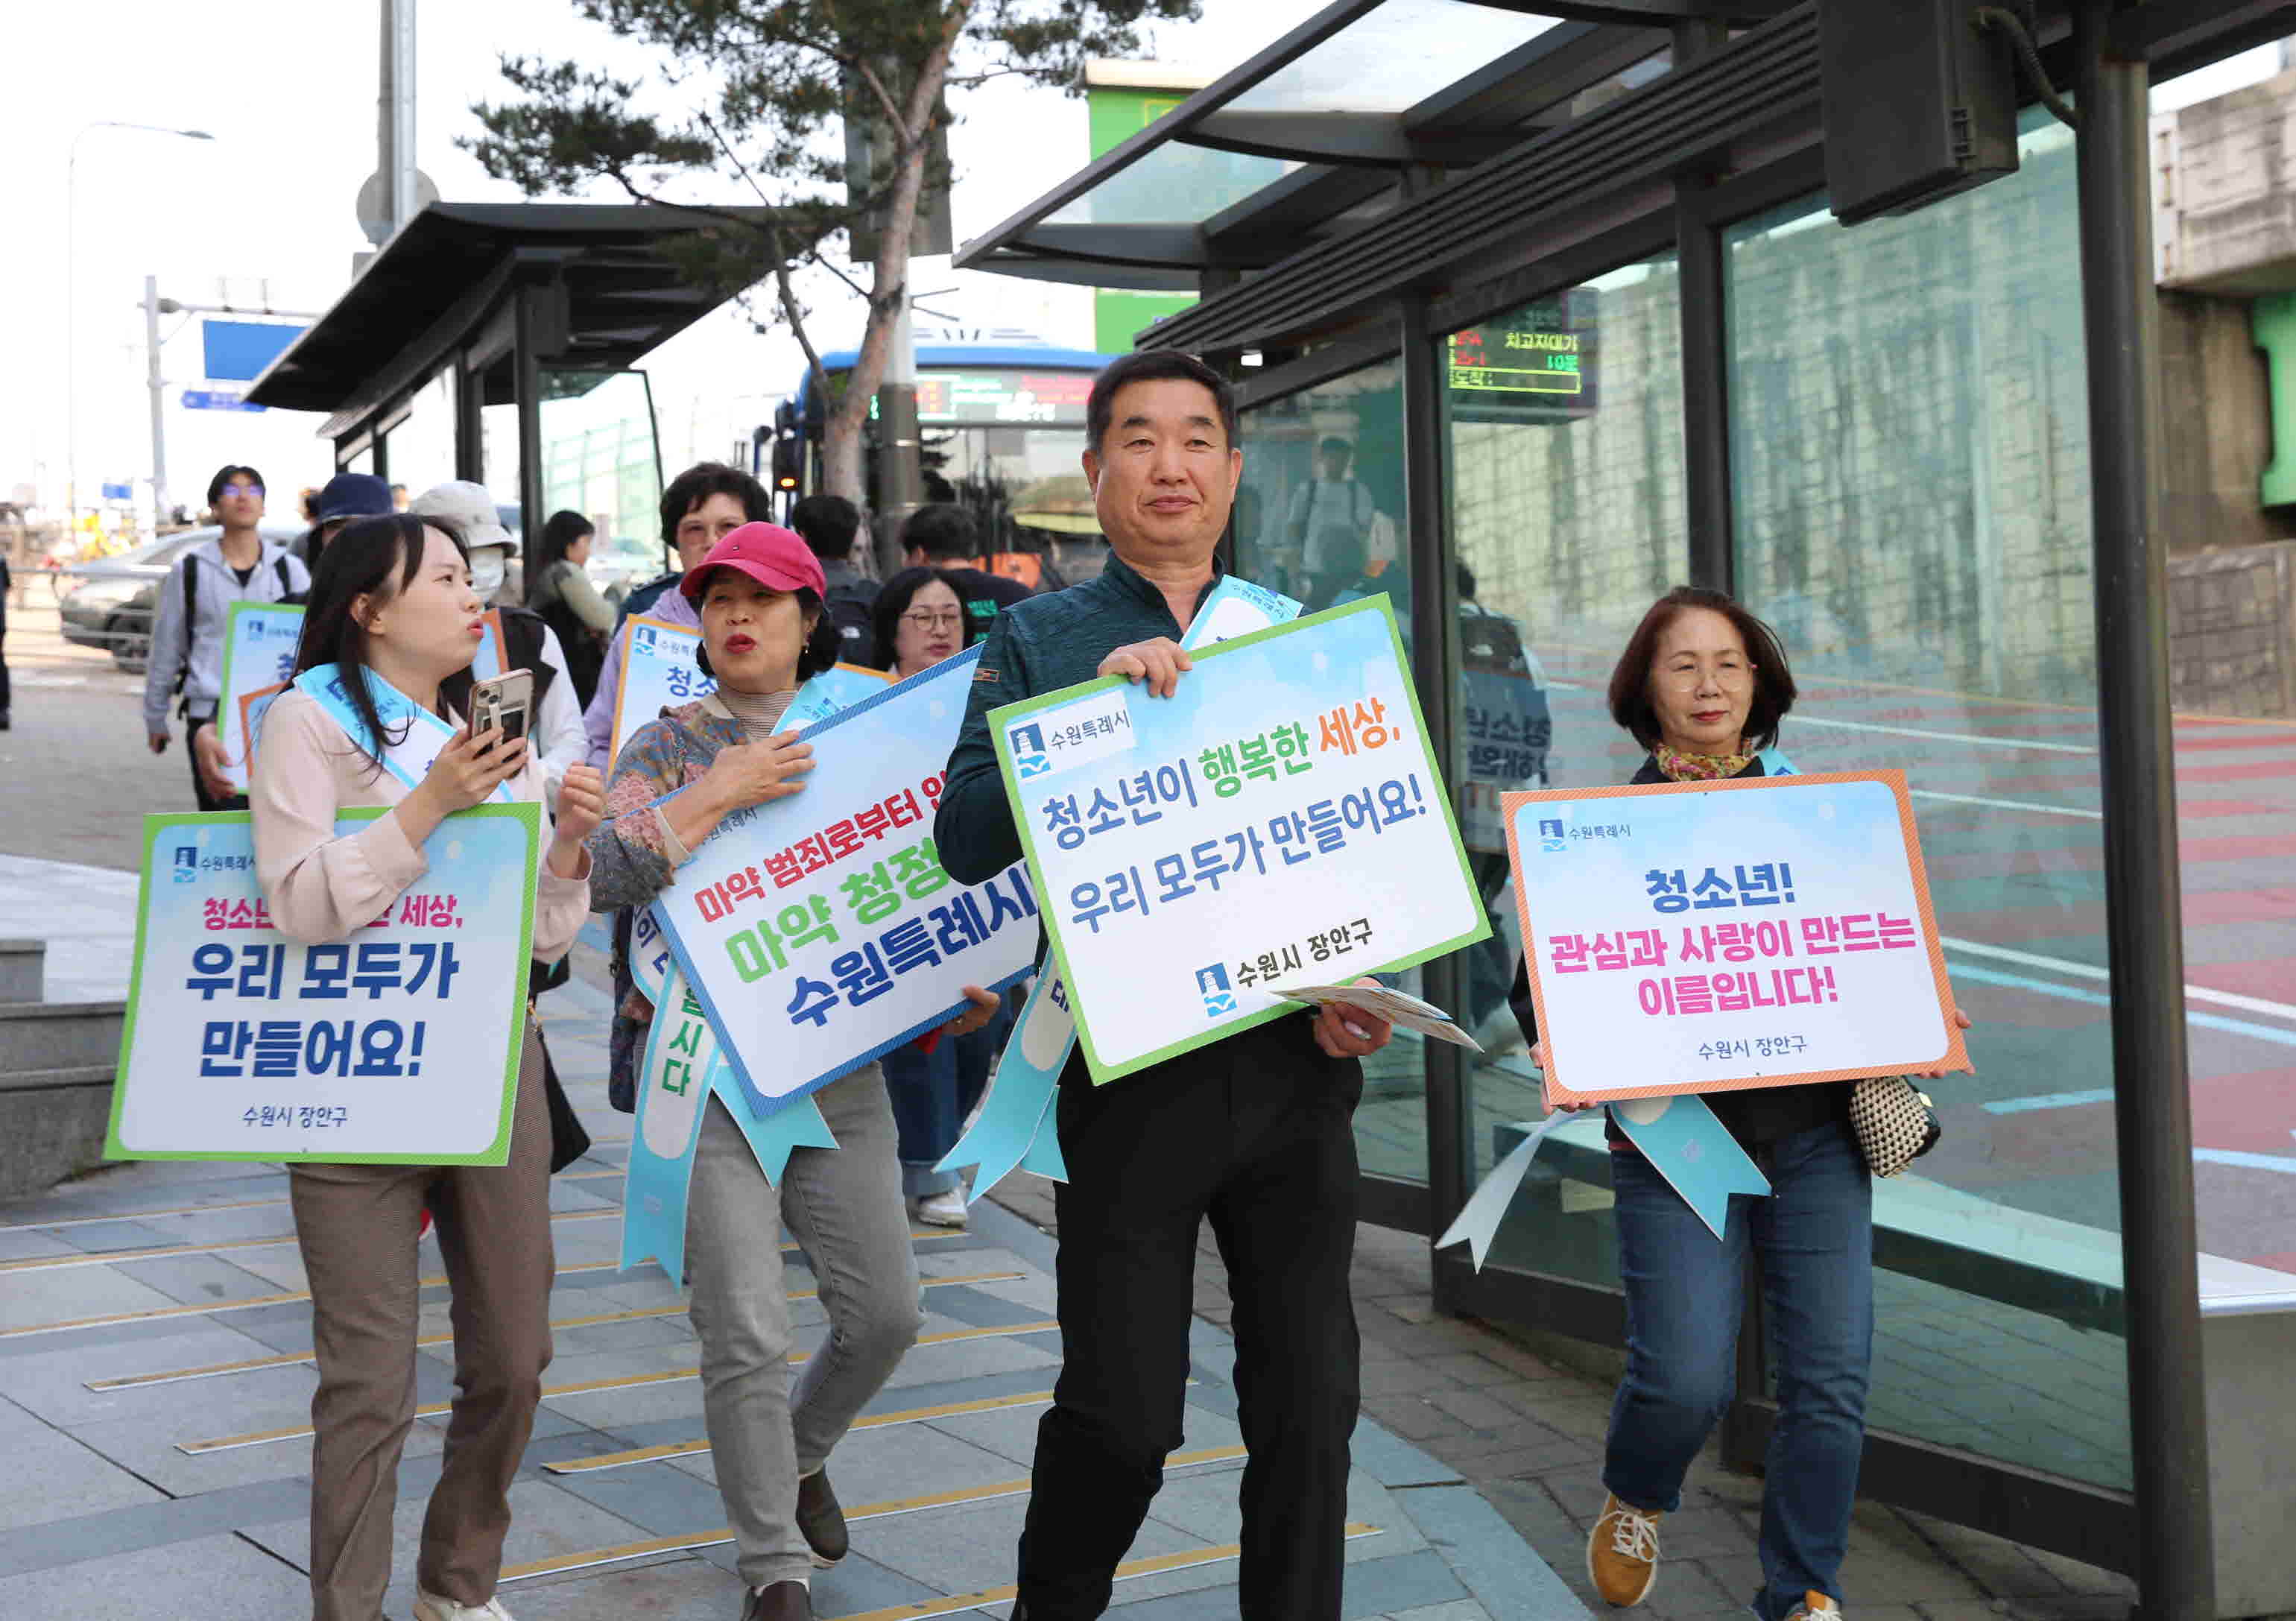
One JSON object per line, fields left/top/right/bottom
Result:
{"left": 4, "top": 7, "right": 2286, "bottom": 525}
{"left": 1, "top": 0, "right": 1329, "bottom": 522}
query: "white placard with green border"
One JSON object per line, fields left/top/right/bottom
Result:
{"left": 107, "top": 804, "right": 540, "bottom": 1164}
{"left": 989, "top": 596, "right": 1489, "bottom": 1083}
{"left": 216, "top": 602, "right": 306, "bottom": 791}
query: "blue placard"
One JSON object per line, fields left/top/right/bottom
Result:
{"left": 648, "top": 645, "right": 1037, "bottom": 1120}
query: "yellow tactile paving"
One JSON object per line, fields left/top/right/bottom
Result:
{"left": 176, "top": 1320, "right": 1061, "bottom": 1453}
{"left": 499, "top": 1446, "right": 1252, "bottom": 1581}
{"left": 88, "top": 1271, "right": 1025, "bottom": 1391}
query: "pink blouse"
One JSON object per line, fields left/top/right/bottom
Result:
{"left": 250, "top": 687, "right": 591, "bottom": 959}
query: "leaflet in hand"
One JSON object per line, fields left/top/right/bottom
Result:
{"left": 1267, "top": 981, "right": 1483, "bottom": 1050}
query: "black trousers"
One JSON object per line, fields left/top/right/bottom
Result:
{"left": 1017, "top": 1015, "right": 1364, "bottom": 1619}
{"left": 186, "top": 715, "right": 247, "bottom": 813}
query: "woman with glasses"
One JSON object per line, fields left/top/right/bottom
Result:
{"left": 870, "top": 566, "right": 969, "bottom": 674}
{"left": 868, "top": 567, "right": 1012, "bottom": 1226}
{"left": 1512, "top": 587, "right": 1967, "bottom": 1621}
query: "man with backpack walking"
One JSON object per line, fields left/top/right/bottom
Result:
{"left": 790, "top": 493, "right": 878, "bottom": 663}
{"left": 143, "top": 465, "right": 308, "bottom": 810}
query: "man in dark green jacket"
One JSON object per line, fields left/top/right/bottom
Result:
{"left": 935, "top": 350, "right": 1394, "bottom": 1620}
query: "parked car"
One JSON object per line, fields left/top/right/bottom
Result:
{"left": 59, "top": 524, "right": 303, "bottom": 673}
{"left": 586, "top": 533, "right": 667, "bottom": 608}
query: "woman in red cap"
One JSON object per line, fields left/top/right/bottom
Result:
{"left": 585, "top": 522, "right": 1000, "bottom": 1621}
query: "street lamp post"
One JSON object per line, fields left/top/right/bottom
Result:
{"left": 65, "top": 121, "right": 213, "bottom": 531}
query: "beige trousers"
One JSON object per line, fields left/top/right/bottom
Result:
{"left": 288, "top": 1024, "right": 556, "bottom": 1621}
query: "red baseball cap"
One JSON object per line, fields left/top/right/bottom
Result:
{"left": 681, "top": 522, "right": 826, "bottom": 601}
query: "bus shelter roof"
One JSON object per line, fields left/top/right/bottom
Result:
{"left": 952, "top": 0, "right": 1802, "bottom": 291}
{"left": 246, "top": 201, "right": 779, "bottom": 431}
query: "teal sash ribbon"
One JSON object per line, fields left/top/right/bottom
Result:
{"left": 622, "top": 961, "right": 838, "bottom": 1280}
{"left": 935, "top": 576, "right": 1304, "bottom": 1204}
{"left": 294, "top": 663, "right": 513, "bottom": 803}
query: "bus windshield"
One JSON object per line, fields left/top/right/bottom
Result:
{"left": 780, "top": 341, "right": 1116, "bottom": 581}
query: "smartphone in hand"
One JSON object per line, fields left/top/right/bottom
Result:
{"left": 469, "top": 669, "right": 534, "bottom": 744}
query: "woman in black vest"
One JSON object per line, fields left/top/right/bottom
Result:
{"left": 1515, "top": 587, "right": 1966, "bottom": 1621}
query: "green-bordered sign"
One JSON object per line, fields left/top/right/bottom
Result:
{"left": 989, "top": 596, "right": 1490, "bottom": 1081}
{"left": 107, "top": 803, "right": 540, "bottom": 1165}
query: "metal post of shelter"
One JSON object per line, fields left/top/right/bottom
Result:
{"left": 1400, "top": 294, "right": 1467, "bottom": 1290}
{"left": 513, "top": 289, "right": 545, "bottom": 556}
{"left": 2072, "top": 5, "right": 2215, "bottom": 1618}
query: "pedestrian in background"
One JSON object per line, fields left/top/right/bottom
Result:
{"left": 582, "top": 462, "right": 774, "bottom": 773}
{"left": 0, "top": 543, "right": 12, "bottom": 730}
{"left": 791, "top": 493, "right": 876, "bottom": 665}
{"left": 251, "top": 511, "right": 601, "bottom": 1621}
{"left": 900, "top": 504, "right": 1031, "bottom": 645}
{"left": 410, "top": 483, "right": 588, "bottom": 814}
{"left": 144, "top": 464, "right": 309, "bottom": 810}
{"left": 586, "top": 522, "right": 1001, "bottom": 1621}
{"left": 937, "top": 350, "right": 1396, "bottom": 1620}
{"left": 1513, "top": 586, "right": 1970, "bottom": 1621}
{"left": 295, "top": 473, "right": 393, "bottom": 572}
{"left": 870, "top": 565, "right": 1010, "bottom": 1227}
{"left": 527, "top": 510, "right": 613, "bottom": 710}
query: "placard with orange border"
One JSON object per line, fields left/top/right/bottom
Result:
{"left": 1502, "top": 769, "right": 1970, "bottom": 1109}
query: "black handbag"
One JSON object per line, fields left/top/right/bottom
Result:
{"left": 534, "top": 1024, "right": 592, "bottom": 1175}
{"left": 1848, "top": 1076, "right": 1940, "bottom": 1178}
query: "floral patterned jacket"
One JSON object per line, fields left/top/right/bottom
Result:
{"left": 585, "top": 698, "right": 747, "bottom": 1111}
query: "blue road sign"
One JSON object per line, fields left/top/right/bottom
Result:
{"left": 100, "top": 482, "right": 133, "bottom": 501}
{"left": 200, "top": 320, "right": 304, "bottom": 382}
{"left": 180, "top": 391, "right": 266, "bottom": 413}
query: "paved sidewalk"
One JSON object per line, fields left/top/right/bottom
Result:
{"left": 0, "top": 854, "right": 2143, "bottom": 1618}
{"left": 989, "top": 1177, "right": 2144, "bottom": 1621}
{"left": 0, "top": 887, "right": 1584, "bottom": 1620}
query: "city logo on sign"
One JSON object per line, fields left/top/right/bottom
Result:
{"left": 633, "top": 625, "right": 657, "bottom": 654}
{"left": 1195, "top": 963, "right": 1236, "bottom": 1019}
{"left": 1539, "top": 817, "right": 1566, "bottom": 853}
{"left": 1008, "top": 721, "right": 1049, "bottom": 780}
{"left": 173, "top": 846, "right": 200, "bottom": 885}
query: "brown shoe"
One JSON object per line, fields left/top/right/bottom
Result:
{"left": 1587, "top": 1491, "right": 1663, "bottom": 1606}
{"left": 796, "top": 1468, "right": 848, "bottom": 1567}
{"left": 741, "top": 1580, "right": 810, "bottom": 1620}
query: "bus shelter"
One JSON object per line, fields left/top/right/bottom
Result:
{"left": 958, "top": 4, "right": 2296, "bottom": 1617}
{"left": 244, "top": 202, "right": 777, "bottom": 551}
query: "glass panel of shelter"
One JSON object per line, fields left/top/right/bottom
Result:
{"left": 538, "top": 369, "right": 665, "bottom": 571}
{"left": 1723, "top": 114, "right": 2134, "bottom": 1492}
{"left": 1233, "top": 359, "right": 1423, "bottom": 1184}
{"left": 1441, "top": 253, "right": 1689, "bottom": 1290}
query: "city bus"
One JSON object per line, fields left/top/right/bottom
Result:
{"left": 759, "top": 332, "right": 1116, "bottom": 586}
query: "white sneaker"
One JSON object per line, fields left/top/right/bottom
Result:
{"left": 912, "top": 1187, "right": 969, "bottom": 1227}
{"left": 414, "top": 1590, "right": 514, "bottom": 1621}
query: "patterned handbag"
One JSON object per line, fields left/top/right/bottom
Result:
{"left": 1848, "top": 1076, "right": 1941, "bottom": 1178}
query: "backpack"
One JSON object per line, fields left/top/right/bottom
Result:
{"left": 494, "top": 604, "right": 561, "bottom": 710}
{"left": 175, "top": 552, "right": 302, "bottom": 699}
{"left": 823, "top": 577, "right": 878, "bottom": 663}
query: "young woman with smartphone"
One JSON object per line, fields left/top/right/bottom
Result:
{"left": 249, "top": 512, "right": 605, "bottom": 1621}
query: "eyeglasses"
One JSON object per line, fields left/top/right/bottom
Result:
{"left": 224, "top": 484, "right": 265, "bottom": 500}
{"left": 1657, "top": 660, "right": 1753, "bottom": 689}
{"left": 901, "top": 610, "right": 964, "bottom": 631}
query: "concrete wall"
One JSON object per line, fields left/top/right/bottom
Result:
{"left": 2169, "top": 540, "right": 2296, "bottom": 719}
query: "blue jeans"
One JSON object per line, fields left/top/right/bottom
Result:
{"left": 1604, "top": 1119, "right": 1874, "bottom": 1620}
{"left": 882, "top": 1002, "right": 1011, "bottom": 1197}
